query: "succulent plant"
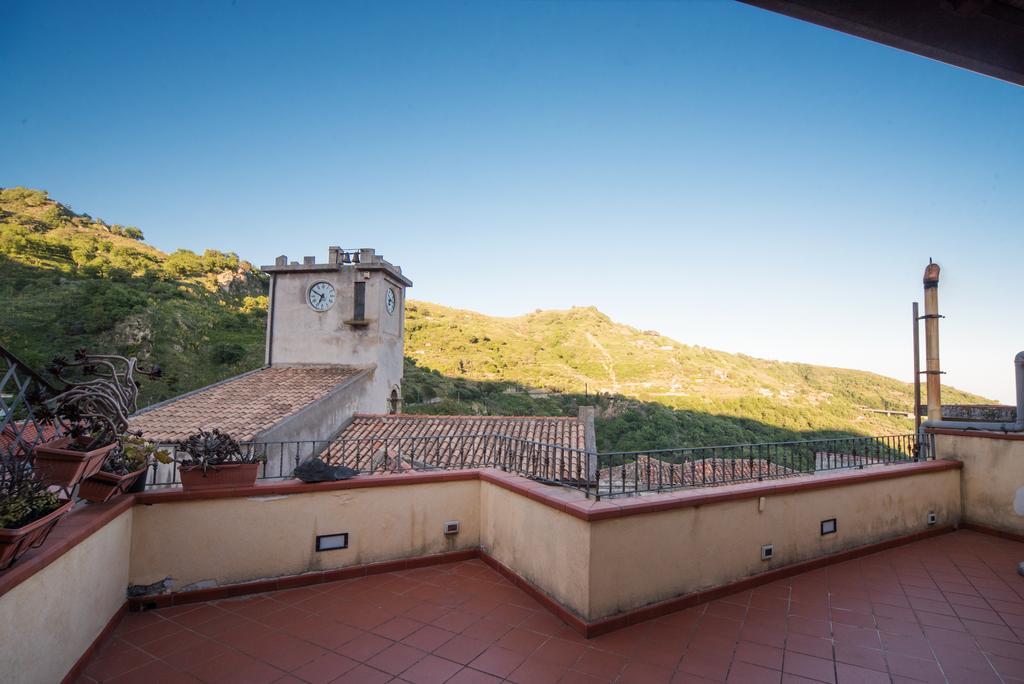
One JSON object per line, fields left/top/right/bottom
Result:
{"left": 0, "top": 455, "right": 60, "bottom": 529}
{"left": 101, "top": 432, "right": 172, "bottom": 475}
{"left": 177, "top": 429, "right": 263, "bottom": 471}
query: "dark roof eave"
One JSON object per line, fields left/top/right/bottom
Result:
{"left": 739, "top": 0, "right": 1024, "bottom": 87}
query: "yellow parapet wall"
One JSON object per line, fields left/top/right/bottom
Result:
{"left": 480, "top": 481, "right": 592, "bottom": 618}
{"left": 587, "top": 466, "right": 961, "bottom": 620}
{"left": 0, "top": 509, "right": 132, "bottom": 684}
{"left": 130, "top": 479, "right": 482, "bottom": 591}
{"left": 931, "top": 430, "right": 1024, "bottom": 536}
{"left": 125, "top": 464, "right": 967, "bottom": 620}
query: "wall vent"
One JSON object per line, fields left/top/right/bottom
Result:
{"left": 761, "top": 544, "right": 774, "bottom": 561}
{"left": 820, "top": 518, "right": 837, "bottom": 535}
{"left": 927, "top": 512, "right": 937, "bottom": 526}
{"left": 444, "top": 521, "right": 460, "bottom": 536}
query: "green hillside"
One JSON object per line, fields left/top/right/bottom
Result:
{"left": 401, "top": 301, "right": 987, "bottom": 449}
{"left": 0, "top": 187, "right": 991, "bottom": 450}
{"left": 0, "top": 187, "right": 268, "bottom": 402}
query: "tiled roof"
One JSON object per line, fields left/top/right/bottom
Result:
{"left": 598, "top": 454, "right": 799, "bottom": 491}
{"left": 129, "top": 366, "right": 367, "bottom": 443}
{"left": 0, "top": 421, "right": 60, "bottom": 458}
{"left": 326, "top": 414, "right": 587, "bottom": 474}
{"left": 340, "top": 414, "right": 585, "bottom": 446}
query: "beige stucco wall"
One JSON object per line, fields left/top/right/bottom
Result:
{"left": 130, "top": 481, "right": 479, "bottom": 591}
{"left": 934, "top": 433, "right": 1024, "bottom": 534}
{"left": 0, "top": 509, "right": 132, "bottom": 684}
{"left": 479, "top": 482, "right": 592, "bottom": 618}
{"left": 588, "top": 468, "right": 961, "bottom": 620}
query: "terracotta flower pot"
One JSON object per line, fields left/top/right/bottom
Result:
{"left": 179, "top": 463, "right": 259, "bottom": 491}
{"left": 32, "top": 437, "right": 117, "bottom": 489}
{"left": 78, "top": 467, "right": 148, "bottom": 503}
{"left": 0, "top": 499, "right": 74, "bottom": 570}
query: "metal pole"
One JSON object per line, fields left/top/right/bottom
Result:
{"left": 912, "top": 301, "right": 922, "bottom": 435}
{"left": 923, "top": 261, "right": 942, "bottom": 422}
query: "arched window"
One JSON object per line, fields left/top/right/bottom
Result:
{"left": 388, "top": 388, "right": 400, "bottom": 414}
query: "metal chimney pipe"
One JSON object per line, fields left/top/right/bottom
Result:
{"left": 923, "top": 261, "right": 942, "bottom": 421}
{"left": 919, "top": 258, "right": 1024, "bottom": 433}
{"left": 912, "top": 302, "right": 921, "bottom": 434}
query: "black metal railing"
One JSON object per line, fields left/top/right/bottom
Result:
{"left": 591, "top": 433, "right": 926, "bottom": 499}
{"left": 141, "top": 430, "right": 929, "bottom": 500}
{"left": 140, "top": 433, "right": 594, "bottom": 491}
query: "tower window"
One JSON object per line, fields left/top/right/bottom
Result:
{"left": 353, "top": 281, "right": 366, "bottom": 320}
{"left": 388, "top": 389, "right": 400, "bottom": 414}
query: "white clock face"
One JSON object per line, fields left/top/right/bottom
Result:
{"left": 308, "top": 281, "right": 336, "bottom": 311}
{"left": 385, "top": 287, "right": 396, "bottom": 316}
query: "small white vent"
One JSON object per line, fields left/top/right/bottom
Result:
{"left": 927, "top": 512, "right": 937, "bottom": 526}
{"left": 761, "top": 544, "right": 774, "bottom": 561}
{"left": 444, "top": 521, "right": 460, "bottom": 536}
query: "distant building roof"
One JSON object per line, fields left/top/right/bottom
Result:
{"left": 327, "top": 413, "right": 588, "bottom": 474}
{"left": 0, "top": 421, "right": 60, "bottom": 458}
{"left": 129, "top": 366, "right": 368, "bottom": 442}
{"left": 340, "top": 414, "right": 585, "bottom": 445}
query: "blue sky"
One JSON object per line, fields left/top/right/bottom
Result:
{"left": 2, "top": 1, "right": 1022, "bottom": 402}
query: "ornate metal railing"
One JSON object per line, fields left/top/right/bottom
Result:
{"left": 0, "top": 344, "right": 65, "bottom": 459}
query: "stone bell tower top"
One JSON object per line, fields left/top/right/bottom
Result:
{"left": 261, "top": 247, "right": 411, "bottom": 412}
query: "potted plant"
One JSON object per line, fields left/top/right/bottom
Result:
{"left": 177, "top": 429, "right": 264, "bottom": 491}
{"left": 32, "top": 351, "right": 160, "bottom": 490}
{"left": 78, "top": 434, "right": 170, "bottom": 503}
{"left": 0, "top": 455, "right": 72, "bottom": 570}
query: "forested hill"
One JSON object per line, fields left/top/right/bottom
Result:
{"left": 0, "top": 187, "right": 268, "bottom": 401}
{"left": 0, "top": 187, "right": 991, "bottom": 450}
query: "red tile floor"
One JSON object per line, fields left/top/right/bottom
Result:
{"left": 78, "top": 530, "right": 1024, "bottom": 684}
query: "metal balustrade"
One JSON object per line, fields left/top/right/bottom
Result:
{"left": 140, "top": 430, "right": 929, "bottom": 500}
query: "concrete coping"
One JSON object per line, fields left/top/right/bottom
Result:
{"left": 926, "top": 427, "right": 1024, "bottom": 442}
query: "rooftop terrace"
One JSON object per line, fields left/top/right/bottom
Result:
{"left": 74, "top": 530, "right": 1024, "bottom": 684}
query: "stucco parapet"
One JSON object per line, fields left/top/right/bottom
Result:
{"left": 0, "top": 496, "right": 134, "bottom": 599}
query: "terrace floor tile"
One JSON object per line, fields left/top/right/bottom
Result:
{"left": 76, "top": 530, "right": 1022, "bottom": 684}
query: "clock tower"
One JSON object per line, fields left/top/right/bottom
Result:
{"left": 261, "top": 247, "right": 412, "bottom": 413}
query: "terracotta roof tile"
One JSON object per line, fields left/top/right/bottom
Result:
{"left": 129, "top": 366, "right": 366, "bottom": 443}
{"left": 327, "top": 414, "right": 587, "bottom": 475}
{"left": 0, "top": 421, "right": 60, "bottom": 458}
